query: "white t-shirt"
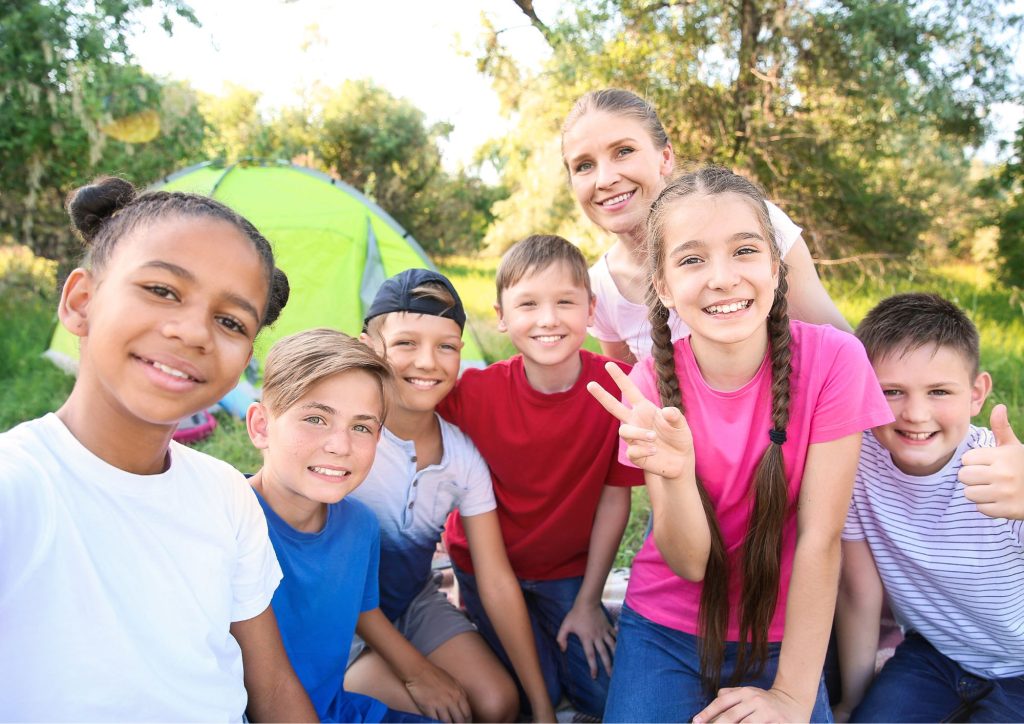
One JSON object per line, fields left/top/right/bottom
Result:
{"left": 588, "top": 200, "right": 802, "bottom": 360}
{"left": 842, "top": 427, "right": 1024, "bottom": 679}
{"left": 0, "top": 413, "right": 283, "bottom": 721}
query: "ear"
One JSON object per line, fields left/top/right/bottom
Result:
{"left": 494, "top": 302, "right": 508, "bottom": 333}
{"left": 970, "top": 371, "right": 993, "bottom": 417}
{"left": 660, "top": 142, "right": 675, "bottom": 178}
{"left": 586, "top": 293, "right": 597, "bottom": 327}
{"left": 652, "top": 276, "right": 674, "bottom": 310}
{"left": 245, "top": 402, "right": 272, "bottom": 450}
{"left": 58, "top": 268, "right": 94, "bottom": 338}
{"left": 358, "top": 331, "right": 382, "bottom": 354}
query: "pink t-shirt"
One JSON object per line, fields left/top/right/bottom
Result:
{"left": 622, "top": 321, "right": 893, "bottom": 641}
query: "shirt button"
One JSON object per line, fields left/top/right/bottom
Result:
{"left": 413, "top": 480, "right": 418, "bottom": 487}
{"left": 408, "top": 502, "right": 414, "bottom": 509}
{"left": 411, "top": 456, "right": 417, "bottom": 462}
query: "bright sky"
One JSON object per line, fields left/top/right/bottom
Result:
{"left": 130, "top": 0, "right": 1021, "bottom": 167}
{"left": 129, "top": 0, "right": 553, "bottom": 169}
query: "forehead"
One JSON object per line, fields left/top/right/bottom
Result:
{"left": 298, "top": 369, "right": 384, "bottom": 411}
{"left": 873, "top": 343, "right": 976, "bottom": 383}
{"left": 500, "top": 260, "right": 588, "bottom": 298}
{"left": 663, "top": 193, "right": 764, "bottom": 241}
{"left": 378, "top": 310, "right": 462, "bottom": 338}
{"left": 563, "top": 110, "right": 655, "bottom": 153}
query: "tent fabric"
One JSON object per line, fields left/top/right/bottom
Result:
{"left": 47, "top": 160, "right": 487, "bottom": 376}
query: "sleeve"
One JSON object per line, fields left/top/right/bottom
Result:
{"left": 0, "top": 445, "right": 55, "bottom": 605}
{"left": 229, "top": 478, "right": 284, "bottom": 622}
{"left": 808, "top": 331, "right": 894, "bottom": 444}
{"left": 437, "top": 375, "right": 465, "bottom": 427}
{"left": 361, "top": 514, "right": 381, "bottom": 612}
{"left": 454, "top": 438, "right": 497, "bottom": 517}
{"left": 766, "top": 201, "right": 802, "bottom": 259}
{"left": 588, "top": 259, "right": 623, "bottom": 342}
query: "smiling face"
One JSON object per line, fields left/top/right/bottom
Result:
{"left": 368, "top": 312, "right": 464, "bottom": 415}
{"left": 871, "top": 344, "right": 991, "bottom": 477}
{"left": 496, "top": 260, "right": 596, "bottom": 385}
{"left": 61, "top": 215, "right": 267, "bottom": 429}
{"left": 654, "top": 192, "right": 778, "bottom": 354}
{"left": 249, "top": 370, "right": 384, "bottom": 512}
{"left": 562, "top": 110, "right": 674, "bottom": 239}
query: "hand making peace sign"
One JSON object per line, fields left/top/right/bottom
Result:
{"left": 587, "top": 361, "right": 697, "bottom": 482}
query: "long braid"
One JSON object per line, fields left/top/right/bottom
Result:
{"left": 647, "top": 288, "right": 730, "bottom": 694}
{"left": 734, "top": 262, "right": 792, "bottom": 680}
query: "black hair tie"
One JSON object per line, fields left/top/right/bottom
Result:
{"left": 769, "top": 429, "right": 787, "bottom": 445}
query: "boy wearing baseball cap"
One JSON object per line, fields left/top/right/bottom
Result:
{"left": 346, "top": 269, "right": 554, "bottom": 723}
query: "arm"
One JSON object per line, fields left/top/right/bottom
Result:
{"left": 783, "top": 236, "right": 853, "bottom": 333}
{"left": 696, "top": 432, "right": 863, "bottom": 724}
{"left": 356, "top": 607, "right": 471, "bottom": 723}
{"left": 833, "top": 540, "right": 884, "bottom": 722}
{"left": 557, "top": 484, "right": 629, "bottom": 679}
{"left": 597, "top": 338, "right": 637, "bottom": 365}
{"left": 230, "top": 606, "right": 318, "bottom": 722}
{"left": 463, "top": 511, "right": 556, "bottom": 722}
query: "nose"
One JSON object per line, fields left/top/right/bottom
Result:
{"left": 324, "top": 428, "right": 352, "bottom": 456}
{"left": 900, "top": 394, "right": 931, "bottom": 424}
{"left": 413, "top": 343, "right": 437, "bottom": 371}
{"left": 161, "top": 305, "right": 213, "bottom": 352}
{"left": 706, "top": 256, "right": 740, "bottom": 291}
{"left": 537, "top": 302, "right": 558, "bottom": 327}
{"left": 595, "top": 160, "right": 619, "bottom": 189}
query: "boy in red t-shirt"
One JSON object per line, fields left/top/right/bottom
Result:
{"left": 439, "top": 234, "right": 643, "bottom": 720}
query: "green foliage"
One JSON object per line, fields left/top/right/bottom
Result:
{"left": 481, "top": 0, "right": 1020, "bottom": 257}
{"left": 0, "top": 0, "right": 206, "bottom": 263}
{"left": 994, "top": 119, "right": 1024, "bottom": 287}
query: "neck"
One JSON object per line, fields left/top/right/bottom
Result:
{"left": 250, "top": 469, "right": 327, "bottom": 533}
{"left": 689, "top": 327, "right": 770, "bottom": 392}
{"left": 615, "top": 226, "right": 647, "bottom": 258}
{"left": 522, "top": 352, "right": 583, "bottom": 394}
{"left": 384, "top": 401, "right": 438, "bottom": 443}
{"left": 57, "top": 383, "right": 175, "bottom": 476}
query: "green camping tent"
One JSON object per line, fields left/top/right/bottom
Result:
{"left": 47, "top": 160, "right": 487, "bottom": 375}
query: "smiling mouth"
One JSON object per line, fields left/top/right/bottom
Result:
{"left": 597, "top": 190, "right": 635, "bottom": 206}
{"left": 135, "top": 355, "right": 202, "bottom": 382}
{"left": 405, "top": 377, "right": 441, "bottom": 390}
{"left": 703, "top": 300, "right": 753, "bottom": 315}
{"left": 897, "top": 431, "right": 938, "bottom": 441}
{"left": 309, "top": 466, "right": 351, "bottom": 478}
{"left": 533, "top": 334, "right": 566, "bottom": 343}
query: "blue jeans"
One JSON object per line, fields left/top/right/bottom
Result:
{"left": 453, "top": 564, "right": 612, "bottom": 719}
{"left": 852, "top": 632, "right": 1024, "bottom": 723}
{"left": 605, "top": 604, "right": 833, "bottom": 723}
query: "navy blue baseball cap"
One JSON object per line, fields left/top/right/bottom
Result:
{"left": 363, "top": 268, "right": 467, "bottom": 331}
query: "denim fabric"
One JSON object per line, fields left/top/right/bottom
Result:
{"left": 453, "top": 564, "right": 612, "bottom": 719}
{"left": 605, "top": 604, "right": 833, "bottom": 723}
{"left": 852, "top": 632, "right": 1024, "bottom": 723}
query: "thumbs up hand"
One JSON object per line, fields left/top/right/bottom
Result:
{"left": 959, "top": 404, "right": 1024, "bottom": 520}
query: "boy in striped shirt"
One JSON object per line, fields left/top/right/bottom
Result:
{"left": 834, "top": 293, "right": 1024, "bottom": 722}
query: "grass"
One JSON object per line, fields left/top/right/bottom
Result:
{"left": 2, "top": 247, "right": 1021, "bottom": 567}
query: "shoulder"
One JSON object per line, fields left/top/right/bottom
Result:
{"left": 582, "top": 349, "right": 632, "bottom": 380}
{"left": 438, "top": 416, "right": 485, "bottom": 458}
{"left": 336, "top": 497, "right": 380, "bottom": 534}
{"left": 790, "top": 320, "right": 865, "bottom": 366}
{"left": 457, "top": 357, "right": 516, "bottom": 391}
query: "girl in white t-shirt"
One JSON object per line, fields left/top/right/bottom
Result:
{"left": 561, "top": 88, "right": 851, "bottom": 362}
{"left": 0, "top": 177, "right": 315, "bottom": 720}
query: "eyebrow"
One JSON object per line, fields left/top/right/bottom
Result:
{"left": 300, "top": 402, "right": 382, "bottom": 425}
{"left": 666, "top": 232, "right": 765, "bottom": 259}
{"left": 142, "top": 260, "right": 262, "bottom": 325}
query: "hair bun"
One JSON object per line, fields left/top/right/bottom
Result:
{"left": 65, "top": 176, "right": 137, "bottom": 243}
{"left": 264, "top": 266, "right": 291, "bottom": 327}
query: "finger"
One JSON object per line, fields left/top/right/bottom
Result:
{"left": 959, "top": 465, "right": 994, "bottom": 486}
{"left": 991, "top": 404, "right": 1020, "bottom": 447}
{"left": 975, "top": 501, "right": 1011, "bottom": 519}
{"left": 619, "top": 423, "right": 656, "bottom": 443}
{"left": 595, "top": 636, "right": 613, "bottom": 677}
{"left": 963, "top": 483, "right": 997, "bottom": 505}
{"left": 695, "top": 691, "right": 740, "bottom": 723}
{"left": 587, "top": 381, "right": 633, "bottom": 422}
{"left": 604, "top": 361, "right": 649, "bottom": 407}
{"left": 556, "top": 624, "right": 569, "bottom": 652}
{"left": 457, "top": 693, "right": 472, "bottom": 723}
{"left": 583, "top": 640, "right": 598, "bottom": 679}
{"left": 654, "top": 407, "right": 692, "bottom": 441}
{"left": 959, "top": 448, "right": 994, "bottom": 468}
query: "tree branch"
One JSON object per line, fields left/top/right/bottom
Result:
{"left": 510, "top": 0, "right": 557, "bottom": 46}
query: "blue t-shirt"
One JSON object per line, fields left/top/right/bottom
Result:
{"left": 255, "top": 491, "right": 387, "bottom": 723}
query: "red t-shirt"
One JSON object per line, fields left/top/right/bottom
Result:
{"left": 440, "top": 350, "right": 643, "bottom": 580}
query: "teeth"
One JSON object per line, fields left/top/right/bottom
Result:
{"left": 535, "top": 335, "right": 563, "bottom": 343}
{"left": 600, "top": 192, "right": 632, "bottom": 206}
{"left": 900, "top": 431, "right": 934, "bottom": 441}
{"left": 310, "top": 466, "right": 348, "bottom": 477}
{"left": 705, "top": 300, "right": 752, "bottom": 315}
{"left": 152, "top": 360, "right": 193, "bottom": 380}
{"left": 406, "top": 378, "right": 439, "bottom": 389}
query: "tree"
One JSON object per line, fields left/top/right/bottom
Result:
{"left": 481, "top": 0, "right": 1021, "bottom": 257}
{"left": 994, "top": 119, "right": 1024, "bottom": 287}
{"left": 0, "top": 0, "right": 205, "bottom": 262}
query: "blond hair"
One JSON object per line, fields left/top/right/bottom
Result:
{"left": 495, "top": 234, "right": 592, "bottom": 303}
{"left": 261, "top": 328, "right": 391, "bottom": 417}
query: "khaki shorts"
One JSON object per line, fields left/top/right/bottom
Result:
{"left": 347, "top": 572, "right": 477, "bottom": 667}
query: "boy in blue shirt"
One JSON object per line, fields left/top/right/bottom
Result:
{"left": 246, "top": 328, "right": 462, "bottom": 722}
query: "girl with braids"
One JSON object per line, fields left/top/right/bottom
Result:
{"left": 561, "top": 88, "right": 851, "bottom": 364}
{"left": 0, "top": 177, "right": 316, "bottom": 720}
{"left": 588, "top": 167, "right": 892, "bottom": 723}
